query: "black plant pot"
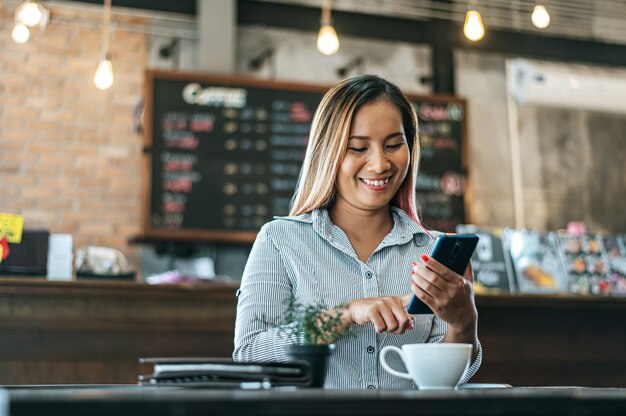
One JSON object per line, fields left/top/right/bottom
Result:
{"left": 285, "top": 344, "right": 334, "bottom": 388}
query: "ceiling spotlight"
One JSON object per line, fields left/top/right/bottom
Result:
{"left": 532, "top": 5, "right": 551, "bottom": 29}
{"left": 248, "top": 48, "right": 275, "bottom": 70}
{"left": 336, "top": 57, "right": 363, "bottom": 77}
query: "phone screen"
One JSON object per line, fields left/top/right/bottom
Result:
{"left": 406, "top": 234, "right": 479, "bottom": 314}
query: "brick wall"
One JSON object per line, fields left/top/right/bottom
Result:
{"left": 0, "top": 3, "right": 147, "bottom": 260}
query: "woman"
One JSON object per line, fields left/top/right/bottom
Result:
{"left": 233, "top": 75, "right": 481, "bottom": 389}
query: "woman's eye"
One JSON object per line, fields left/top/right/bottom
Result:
{"left": 387, "top": 143, "right": 403, "bottom": 150}
{"left": 348, "top": 147, "right": 367, "bottom": 152}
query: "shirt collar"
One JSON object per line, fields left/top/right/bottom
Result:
{"left": 302, "top": 206, "right": 431, "bottom": 247}
{"left": 274, "top": 206, "right": 431, "bottom": 246}
{"left": 388, "top": 207, "right": 432, "bottom": 247}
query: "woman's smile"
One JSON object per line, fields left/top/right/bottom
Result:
{"left": 359, "top": 175, "right": 392, "bottom": 190}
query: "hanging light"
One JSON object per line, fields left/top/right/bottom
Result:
{"left": 532, "top": 4, "right": 551, "bottom": 29}
{"left": 94, "top": 0, "right": 114, "bottom": 90}
{"left": 15, "top": 1, "right": 46, "bottom": 27}
{"left": 12, "top": 23, "right": 31, "bottom": 44}
{"left": 12, "top": 0, "right": 48, "bottom": 44}
{"left": 463, "top": 7, "right": 485, "bottom": 42}
{"left": 94, "top": 54, "right": 114, "bottom": 90}
{"left": 317, "top": 0, "right": 339, "bottom": 56}
{"left": 317, "top": 22, "right": 340, "bottom": 55}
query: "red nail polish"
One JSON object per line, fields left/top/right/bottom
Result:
{"left": 411, "top": 261, "right": 418, "bottom": 268}
{"left": 421, "top": 254, "right": 429, "bottom": 262}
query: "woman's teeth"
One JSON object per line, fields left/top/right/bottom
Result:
{"left": 361, "top": 178, "right": 389, "bottom": 186}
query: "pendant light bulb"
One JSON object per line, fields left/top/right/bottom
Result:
{"left": 95, "top": 0, "right": 113, "bottom": 90}
{"left": 16, "top": 1, "right": 43, "bottom": 27}
{"left": 12, "top": 22, "right": 30, "bottom": 44}
{"left": 94, "top": 57, "right": 114, "bottom": 90}
{"left": 463, "top": 9, "right": 485, "bottom": 41}
{"left": 317, "top": 22, "right": 340, "bottom": 55}
{"left": 532, "top": 5, "right": 551, "bottom": 29}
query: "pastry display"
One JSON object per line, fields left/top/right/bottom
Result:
{"left": 503, "top": 229, "right": 568, "bottom": 294}
{"left": 566, "top": 239, "right": 582, "bottom": 255}
{"left": 570, "top": 257, "right": 586, "bottom": 274}
{"left": 585, "top": 238, "right": 601, "bottom": 255}
{"left": 557, "top": 233, "right": 612, "bottom": 296}
{"left": 522, "top": 265, "right": 557, "bottom": 287}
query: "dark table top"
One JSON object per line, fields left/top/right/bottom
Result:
{"left": 3, "top": 385, "right": 626, "bottom": 416}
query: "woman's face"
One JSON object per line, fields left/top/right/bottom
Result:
{"left": 334, "top": 98, "right": 410, "bottom": 214}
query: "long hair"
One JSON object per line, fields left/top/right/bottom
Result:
{"left": 290, "top": 75, "right": 421, "bottom": 223}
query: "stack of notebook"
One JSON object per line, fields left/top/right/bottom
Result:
{"left": 139, "top": 358, "right": 312, "bottom": 389}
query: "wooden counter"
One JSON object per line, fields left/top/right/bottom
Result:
{"left": 0, "top": 278, "right": 238, "bottom": 385}
{"left": 474, "top": 292, "right": 626, "bottom": 387}
{"left": 6, "top": 387, "right": 626, "bottom": 416}
{"left": 1, "top": 278, "right": 625, "bottom": 387}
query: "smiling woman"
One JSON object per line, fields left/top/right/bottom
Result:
{"left": 233, "top": 75, "right": 482, "bottom": 389}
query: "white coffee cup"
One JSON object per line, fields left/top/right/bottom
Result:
{"left": 379, "top": 343, "right": 472, "bottom": 390}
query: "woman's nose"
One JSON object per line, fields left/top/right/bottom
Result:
{"left": 368, "top": 148, "right": 391, "bottom": 172}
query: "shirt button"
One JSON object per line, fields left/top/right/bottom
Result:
{"left": 367, "top": 384, "right": 376, "bottom": 389}
{"left": 365, "top": 271, "right": 373, "bottom": 279}
{"left": 366, "top": 345, "right": 375, "bottom": 354}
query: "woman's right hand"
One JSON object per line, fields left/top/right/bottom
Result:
{"left": 345, "top": 295, "right": 414, "bottom": 334}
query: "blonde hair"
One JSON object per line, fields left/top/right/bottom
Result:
{"left": 290, "top": 75, "right": 421, "bottom": 222}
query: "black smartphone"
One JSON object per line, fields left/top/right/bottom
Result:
{"left": 406, "top": 233, "right": 480, "bottom": 314}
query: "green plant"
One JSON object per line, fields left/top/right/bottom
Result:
{"left": 261, "top": 300, "right": 353, "bottom": 345}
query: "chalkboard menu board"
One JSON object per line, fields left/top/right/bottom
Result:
{"left": 143, "top": 71, "right": 469, "bottom": 243}
{"left": 412, "top": 98, "right": 469, "bottom": 233}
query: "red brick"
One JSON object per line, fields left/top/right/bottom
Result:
{"left": 1, "top": 4, "right": 147, "bottom": 255}
{"left": 21, "top": 209, "right": 59, "bottom": 225}
{"left": 79, "top": 223, "right": 114, "bottom": 236}
{"left": 3, "top": 108, "right": 39, "bottom": 119}
{"left": 25, "top": 143, "right": 58, "bottom": 153}
{"left": 1, "top": 176, "right": 36, "bottom": 187}
{"left": 22, "top": 188, "right": 56, "bottom": 200}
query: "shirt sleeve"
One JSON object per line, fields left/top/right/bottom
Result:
{"left": 233, "top": 224, "right": 295, "bottom": 362}
{"left": 459, "top": 339, "right": 483, "bottom": 385}
{"left": 426, "top": 315, "right": 483, "bottom": 384}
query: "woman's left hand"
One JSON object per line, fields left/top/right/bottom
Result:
{"left": 410, "top": 254, "right": 477, "bottom": 333}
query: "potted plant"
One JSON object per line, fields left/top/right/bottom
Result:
{"left": 261, "top": 300, "right": 352, "bottom": 387}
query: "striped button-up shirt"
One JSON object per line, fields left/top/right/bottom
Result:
{"left": 233, "top": 207, "right": 482, "bottom": 389}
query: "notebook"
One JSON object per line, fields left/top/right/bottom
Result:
{"left": 139, "top": 357, "right": 312, "bottom": 388}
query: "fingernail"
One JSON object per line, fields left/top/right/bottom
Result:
{"left": 421, "top": 254, "right": 429, "bottom": 263}
{"left": 408, "top": 321, "right": 414, "bottom": 330}
{"left": 411, "top": 261, "right": 418, "bottom": 268}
